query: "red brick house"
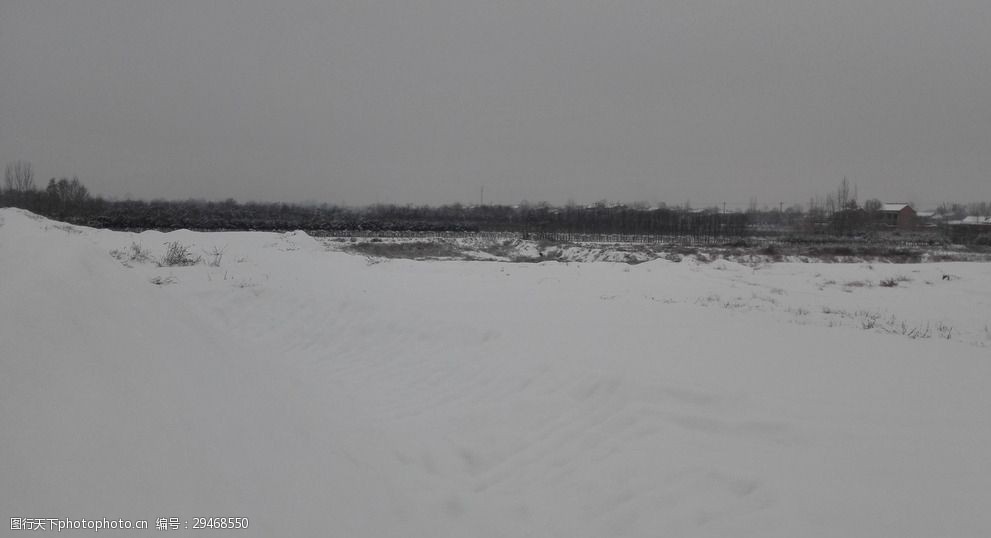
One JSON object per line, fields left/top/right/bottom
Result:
{"left": 878, "top": 203, "right": 916, "bottom": 229}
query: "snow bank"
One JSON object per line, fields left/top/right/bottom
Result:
{"left": 2, "top": 208, "right": 990, "bottom": 537}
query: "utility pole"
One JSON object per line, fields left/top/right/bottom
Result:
{"left": 480, "top": 185, "right": 484, "bottom": 206}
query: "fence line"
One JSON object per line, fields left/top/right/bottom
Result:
{"left": 316, "top": 229, "right": 947, "bottom": 249}
{"left": 317, "top": 230, "right": 732, "bottom": 244}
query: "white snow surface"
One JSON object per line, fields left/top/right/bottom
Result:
{"left": 2, "top": 208, "right": 990, "bottom": 537}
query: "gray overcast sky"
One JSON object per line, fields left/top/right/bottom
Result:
{"left": 1, "top": 1, "right": 989, "bottom": 208}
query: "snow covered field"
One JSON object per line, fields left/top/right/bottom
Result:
{"left": 2, "top": 207, "right": 990, "bottom": 537}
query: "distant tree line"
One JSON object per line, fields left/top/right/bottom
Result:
{"left": 0, "top": 161, "right": 747, "bottom": 238}
{"left": 2, "top": 161, "right": 103, "bottom": 219}
{"left": 3, "top": 160, "right": 989, "bottom": 242}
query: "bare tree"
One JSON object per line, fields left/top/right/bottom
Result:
{"left": 836, "top": 177, "right": 851, "bottom": 209}
{"left": 46, "top": 176, "right": 90, "bottom": 215}
{"left": 4, "top": 160, "right": 35, "bottom": 192}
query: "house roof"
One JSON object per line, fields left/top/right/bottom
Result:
{"left": 960, "top": 215, "right": 991, "bottom": 225}
{"left": 880, "top": 203, "right": 912, "bottom": 212}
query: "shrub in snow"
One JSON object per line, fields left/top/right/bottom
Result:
{"left": 205, "top": 245, "right": 226, "bottom": 267}
{"left": 159, "top": 241, "right": 201, "bottom": 267}
{"left": 936, "top": 322, "right": 953, "bottom": 340}
{"left": 110, "top": 242, "right": 152, "bottom": 264}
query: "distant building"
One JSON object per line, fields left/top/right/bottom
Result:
{"left": 958, "top": 215, "right": 991, "bottom": 225}
{"left": 947, "top": 215, "right": 991, "bottom": 243}
{"left": 878, "top": 203, "right": 916, "bottom": 229}
{"left": 915, "top": 211, "right": 939, "bottom": 227}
